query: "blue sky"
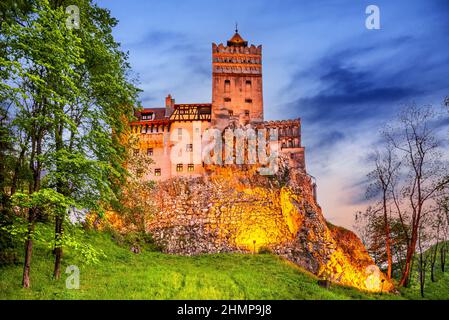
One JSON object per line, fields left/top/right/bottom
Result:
{"left": 96, "top": 0, "right": 449, "bottom": 229}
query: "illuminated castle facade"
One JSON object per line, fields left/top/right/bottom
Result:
{"left": 129, "top": 30, "right": 305, "bottom": 181}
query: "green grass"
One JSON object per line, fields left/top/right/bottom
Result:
{"left": 0, "top": 228, "right": 445, "bottom": 300}
{"left": 397, "top": 241, "right": 449, "bottom": 300}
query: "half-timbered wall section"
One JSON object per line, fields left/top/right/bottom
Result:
{"left": 169, "top": 104, "right": 212, "bottom": 121}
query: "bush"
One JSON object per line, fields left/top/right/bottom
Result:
{"left": 110, "top": 229, "right": 163, "bottom": 252}
{"left": 258, "top": 246, "right": 273, "bottom": 254}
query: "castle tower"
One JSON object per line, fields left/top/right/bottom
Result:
{"left": 211, "top": 28, "right": 263, "bottom": 128}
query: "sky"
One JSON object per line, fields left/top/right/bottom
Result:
{"left": 96, "top": 0, "right": 449, "bottom": 230}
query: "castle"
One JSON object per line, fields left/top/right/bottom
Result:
{"left": 129, "top": 30, "right": 306, "bottom": 181}
{"left": 122, "top": 31, "right": 392, "bottom": 292}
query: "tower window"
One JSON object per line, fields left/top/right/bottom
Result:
{"left": 244, "top": 110, "right": 250, "bottom": 117}
{"left": 228, "top": 110, "right": 233, "bottom": 117}
{"left": 186, "top": 144, "right": 193, "bottom": 152}
{"left": 224, "top": 80, "right": 230, "bottom": 93}
{"left": 154, "top": 168, "right": 161, "bottom": 176}
{"left": 245, "top": 98, "right": 252, "bottom": 103}
{"left": 188, "top": 164, "right": 194, "bottom": 172}
{"left": 147, "top": 148, "right": 153, "bottom": 156}
{"left": 224, "top": 97, "right": 231, "bottom": 102}
{"left": 176, "top": 164, "right": 183, "bottom": 172}
{"left": 133, "top": 149, "right": 139, "bottom": 156}
{"left": 245, "top": 80, "right": 252, "bottom": 93}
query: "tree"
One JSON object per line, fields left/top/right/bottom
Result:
{"left": 358, "top": 102, "right": 449, "bottom": 288}
{"left": 384, "top": 104, "right": 449, "bottom": 287}
{"left": 355, "top": 207, "right": 409, "bottom": 278}
{"left": 1, "top": 1, "right": 83, "bottom": 286}
{"left": 438, "top": 198, "right": 449, "bottom": 273}
{"left": 44, "top": 0, "right": 141, "bottom": 280}
{"left": 1, "top": 0, "right": 139, "bottom": 287}
{"left": 110, "top": 129, "right": 155, "bottom": 233}
{"left": 366, "top": 146, "right": 400, "bottom": 279}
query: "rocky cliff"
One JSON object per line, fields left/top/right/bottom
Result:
{"left": 145, "top": 164, "right": 393, "bottom": 292}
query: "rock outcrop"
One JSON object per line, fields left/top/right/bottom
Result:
{"left": 145, "top": 164, "right": 394, "bottom": 292}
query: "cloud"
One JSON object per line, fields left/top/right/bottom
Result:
{"left": 310, "top": 130, "right": 345, "bottom": 151}
{"left": 283, "top": 39, "right": 423, "bottom": 129}
{"left": 136, "top": 30, "right": 187, "bottom": 46}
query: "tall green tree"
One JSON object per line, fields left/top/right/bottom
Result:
{"left": 1, "top": 0, "right": 139, "bottom": 287}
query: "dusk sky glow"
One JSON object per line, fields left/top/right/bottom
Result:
{"left": 97, "top": 0, "right": 449, "bottom": 230}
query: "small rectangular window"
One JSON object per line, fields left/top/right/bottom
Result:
{"left": 186, "top": 144, "right": 193, "bottom": 152}
{"left": 224, "top": 97, "right": 231, "bottom": 102}
{"left": 141, "top": 113, "right": 154, "bottom": 120}
{"left": 188, "top": 164, "right": 194, "bottom": 172}
{"left": 245, "top": 80, "right": 252, "bottom": 93}
{"left": 176, "top": 164, "right": 183, "bottom": 172}
{"left": 154, "top": 168, "right": 161, "bottom": 176}
{"left": 147, "top": 148, "right": 153, "bottom": 156}
{"left": 133, "top": 149, "right": 139, "bottom": 156}
{"left": 244, "top": 110, "right": 250, "bottom": 117}
{"left": 228, "top": 110, "right": 233, "bottom": 117}
{"left": 224, "top": 79, "right": 230, "bottom": 93}
{"left": 245, "top": 98, "right": 252, "bottom": 103}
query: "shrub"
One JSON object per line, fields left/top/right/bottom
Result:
{"left": 258, "top": 246, "right": 273, "bottom": 254}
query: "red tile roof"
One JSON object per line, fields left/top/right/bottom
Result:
{"left": 134, "top": 108, "right": 167, "bottom": 120}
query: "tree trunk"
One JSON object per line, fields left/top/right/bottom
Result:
{"left": 399, "top": 231, "right": 417, "bottom": 287}
{"left": 22, "top": 209, "right": 36, "bottom": 288}
{"left": 418, "top": 238, "right": 426, "bottom": 298}
{"left": 10, "top": 145, "right": 26, "bottom": 196}
{"left": 53, "top": 214, "right": 63, "bottom": 279}
{"left": 383, "top": 195, "right": 392, "bottom": 279}
{"left": 53, "top": 121, "right": 64, "bottom": 280}
{"left": 430, "top": 243, "right": 438, "bottom": 282}
{"left": 22, "top": 237, "right": 33, "bottom": 288}
{"left": 419, "top": 263, "right": 425, "bottom": 298}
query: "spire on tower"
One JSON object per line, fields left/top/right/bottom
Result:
{"left": 227, "top": 25, "right": 248, "bottom": 47}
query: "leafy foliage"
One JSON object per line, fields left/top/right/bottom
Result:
{"left": 0, "top": 0, "right": 140, "bottom": 286}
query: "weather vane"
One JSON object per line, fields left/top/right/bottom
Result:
{"left": 235, "top": 22, "right": 238, "bottom": 33}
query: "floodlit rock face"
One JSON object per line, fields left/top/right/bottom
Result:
{"left": 145, "top": 164, "right": 394, "bottom": 292}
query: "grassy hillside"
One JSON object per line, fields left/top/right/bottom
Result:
{"left": 0, "top": 227, "right": 402, "bottom": 300}
{"left": 1, "top": 227, "right": 448, "bottom": 300}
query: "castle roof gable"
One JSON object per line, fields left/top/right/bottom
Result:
{"left": 135, "top": 108, "right": 167, "bottom": 121}
{"left": 227, "top": 32, "right": 248, "bottom": 47}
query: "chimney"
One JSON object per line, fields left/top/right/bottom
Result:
{"left": 165, "top": 94, "right": 175, "bottom": 117}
